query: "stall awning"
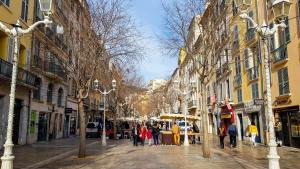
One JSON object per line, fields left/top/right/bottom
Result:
{"left": 160, "top": 113, "right": 200, "bottom": 121}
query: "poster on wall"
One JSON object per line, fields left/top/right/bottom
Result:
{"left": 30, "top": 110, "right": 36, "bottom": 134}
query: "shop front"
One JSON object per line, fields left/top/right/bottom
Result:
{"left": 244, "top": 100, "right": 264, "bottom": 143}
{"left": 274, "top": 106, "right": 300, "bottom": 148}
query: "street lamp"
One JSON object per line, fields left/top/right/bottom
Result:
{"left": 173, "top": 79, "right": 195, "bottom": 146}
{"left": 0, "top": 0, "right": 53, "bottom": 168}
{"left": 238, "top": 1, "right": 291, "bottom": 169}
{"left": 93, "top": 79, "right": 116, "bottom": 146}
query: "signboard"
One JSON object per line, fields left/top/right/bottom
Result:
{"left": 30, "top": 110, "right": 36, "bottom": 134}
{"left": 254, "top": 99, "right": 264, "bottom": 105}
{"left": 244, "top": 100, "right": 261, "bottom": 113}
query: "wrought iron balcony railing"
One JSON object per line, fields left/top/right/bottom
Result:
{"left": 245, "top": 29, "right": 256, "bottom": 42}
{"left": 273, "top": 45, "right": 288, "bottom": 63}
{"left": 0, "top": 58, "right": 37, "bottom": 87}
{"left": 248, "top": 66, "right": 259, "bottom": 81}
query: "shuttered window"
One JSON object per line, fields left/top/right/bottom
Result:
{"left": 251, "top": 83, "right": 259, "bottom": 99}
{"left": 278, "top": 67, "right": 290, "bottom": 95}
{"left": 21, "top": 0, "right": 29, "bottom": 22}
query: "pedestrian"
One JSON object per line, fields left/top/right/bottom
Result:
{"left": 248, "top": 121, "right": 259, "bottom": 147}
{"left": 131, "top": 123, "right": 139, "bottom": 146}
{"left": 274, "top": 118, "right": 283, "bottom": 147}
{"left": 228, "top": 123, "right": 237, "bottom": 148}
{"left": 192, "top": 122, "right": 200, "bottom": 143}
{"left": 172, "top": 122, "right": 180, "bottom": 146}
{"left": 140, "top": 123, "right": 147, "bottom": 146}
{"left": 152, "top": 122, "right": 160, "bottom": 145}
{"left": 218, "top": 122, "right": 226, "bottom": 149}
{"left": 147, "top": 126, "right": 153, "bottom": 146}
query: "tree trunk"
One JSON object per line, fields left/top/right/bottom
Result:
{"left": 78, "top": 99, "right": 86, "bottom": 158}
{"left": 201, "top": 83, "right": 211, "bottom": 158}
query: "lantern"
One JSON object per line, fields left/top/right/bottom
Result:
{"left": 272, "top": 0, "right": 291, "bottom": 21}
{"left": 236, "top": 0, "right": 252, "bottom": 10}
{"left": 112, "top": 79, "right": 117, "bottom": 89}
{"left": 39, "top": 0, "right": 52, "bottom": 13}
{"left": 93, "top": 79, "right": 99, "bottom": 89}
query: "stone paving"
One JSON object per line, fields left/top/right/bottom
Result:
{"left": 0, "top": 136, "right": 99, "bottom": 169}
{"left": 1, "top": 136, "right": 300, "bottom": 169}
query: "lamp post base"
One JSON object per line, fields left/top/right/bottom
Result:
{"left": 1, "top": 143, "right": 15, "bottom": 169}
{"left": 184, "top": 133, "right": 189, "bottom": 146}
{"left": 102, "top": 132, "right": 107, "bottom": 146}
{"left": 267, "top": 141, "right": 280, "bottom": 169}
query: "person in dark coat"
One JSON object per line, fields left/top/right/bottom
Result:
{"left": 228, "top": 123, "right": 238, "bottom": 148}
{"left": 131, "top": 123, "right": 140, "bottom": 146}
{"left": 152, "top": 122, "right": 160, "bottom": 145}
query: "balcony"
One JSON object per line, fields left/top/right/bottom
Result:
{"left": 0, "top": 58, "right": 37, "bottom": 88}
{"left": 234, "top": 74, "right": 242, "bottom": 87}
{"left": 232, "top": 40, "right": 239, "bottom": 50}
{"left": 32, "top": 55, "right": 43, "bottom": 70}
{"left": 245, "top": 29, "right": 256, "bottom": 43}
{"left": 188, "top": 100, "right": 197, "bottom": 110}
{"left": 248, "top": 66, "right": 259, "bottom": 81}
{"left": 273, "top": 45, "right": 288, "bottom": 64}
{"left": 44, "top": 61, "right": 66, "bottom": 79}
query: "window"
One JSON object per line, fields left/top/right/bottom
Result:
{"left": 247, "top": 11, "right": 254, "bottom": 30}
{"left": 237, "top": 88, "right": 243, "bottom": 103}
{"left": 232, "top": 0, "right": 238, "bottom": 16}
{"left": 33, "top": 78, "right": 42, "bottom": 100}
{"left": 57, "top": 0, "right": 63, "bottom": 9}
{"left": 47, "top": 83, "right": 53, "bottom": 103}
{"left": 233, "top": 25, "right": 239, "bottom": 48}
{"left": 21, "top": 0, "right": 29, "bottom": 22}
{"left": 270, "top": 23, "right": 275, "bottom": 51}
{"left": 251, "top": 83, "right": 259, "bottom": 99}
{"left": 279, "top": 17, "right": 290, "bottom": 45}
{"left": 35, "top": 0, "right": 43, "bottom": 21}
{"left": 57, "top": 88, "right": 64, "bottom": 107}
{"left": 0, "top": 0, "right": 10, "bottom": 6}
{"left": 278, "top": 67, "right": 290, "bottom": 95}
{"left": 7, "top": 37, "right": 14, "bottom": 63}
{"left": 235, "top": 55, "right": 241, "bottom": 75}
{"left": 244, "top": 48, "right": 254, "bottom": 70}
{"left": 226, "top": 79, "right": 231, "bottom": 99}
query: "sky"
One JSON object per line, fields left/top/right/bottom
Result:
{"left": 129, "top": 0, "right": 178, "bottom": 83}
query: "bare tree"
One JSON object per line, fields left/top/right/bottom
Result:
{"left": 161, "top": 0, "right": 231, "bottom": 158}
{"left": 56, "top": 0, "right": 143, "bottom": 158}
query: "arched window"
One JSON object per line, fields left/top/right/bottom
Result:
{"left": 57, "top": 88, "right": 64, "bottom": 107}
{"left": 47, "top": 83, "right": 53, "bottom": 103}
{"left": 33, "top": 78, "right": 42, "bottom": 100}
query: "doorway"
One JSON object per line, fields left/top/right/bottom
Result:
{"left": 38, "top": 112, "right": 48, "bottom": 141}
{"left": 280, "top": 112, "right": 290, "bottom": 146}
{"left": 238, "top": 114, "right": 244, "bottom": 140}
{"left": 13, "top": 99, "right": 22, "bottom": 145}
{"left": 251, "top": 112, "right": 261, "bottom": 142}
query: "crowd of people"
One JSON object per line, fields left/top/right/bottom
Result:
{"left": 131, "top": 122, "right": 161, "bottom": 146}
{"left": 218, "top": 121, "right": 259, "bottom": 149}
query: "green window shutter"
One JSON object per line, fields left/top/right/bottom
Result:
{"left": 285, "top": 18, "right": 290, "bottom": 42}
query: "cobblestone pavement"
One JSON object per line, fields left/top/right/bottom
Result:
{"left": 0, "top": 136, "right": 99, "bottom": 169}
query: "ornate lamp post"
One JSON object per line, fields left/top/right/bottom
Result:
{"left": 236, "top": 0, "right": 291, "bottom": 168}
{"left": 0, "top": 1, "right": 54, "bottom": 168}
{"left": 173, "top": 79, "right": 196, "bottom": 146}
{"left": 93, "top": 79, "right": 116, "bottom": 146}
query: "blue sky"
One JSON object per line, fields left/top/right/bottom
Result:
{"left": 130, "top": 0, "right": 178, "bottom": 83}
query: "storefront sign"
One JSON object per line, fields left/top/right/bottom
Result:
{"left": 254, "top": 99, "right": 264, "bottom": 105}
{"left": 244, "top": 100, "right": 261, "bottom": 113}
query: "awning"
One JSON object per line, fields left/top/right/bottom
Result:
{"left": 160, "top": 113, "right": 200, "bottom": 121}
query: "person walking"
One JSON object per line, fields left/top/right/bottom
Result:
{"left": 228, "top": 123, "right": 237, "bottom": 148}
{"left": 147, "top": 126, "right": 153, "bottom": 146}
{"left": 131, "top": 123, "right": 139, "bottom": 146}
{"left": 172, "top": 122, "right": 180, "bottom": 146}
{"left": 274, "top": 118, "right": 283, "bottom": 147}
{"left": 218, "top": 122, "right": 227, "bottom": 149}
{"left": 152, "top": 122, "right": 160, "bottom": 145}
{"left": 140, "top": 123, "right": 147, "bottom": 146}
{"left": 248, "top": 121, "right": 259, "bottom": 147}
